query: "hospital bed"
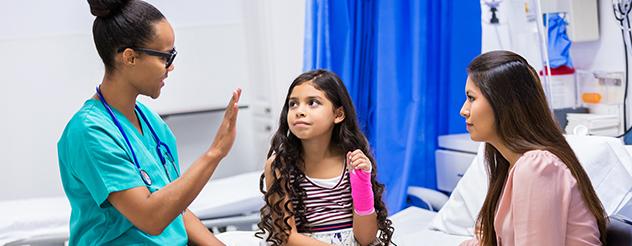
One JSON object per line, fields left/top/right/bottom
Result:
{"left": 0, "top": 171, "right": 264, "bottom": 246}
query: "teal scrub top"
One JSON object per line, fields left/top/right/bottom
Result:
{"left": 58, "top": 99, "right": 187, "bottom": 245}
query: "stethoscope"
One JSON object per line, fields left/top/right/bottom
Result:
{"left": 96, "top": 86, "right": 179, "bottom": 186}
{"left": 614, "top": 0, "right": 632, "bottom": 31}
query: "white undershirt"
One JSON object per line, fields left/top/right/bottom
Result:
{"left": 305, "top": 175, "right": 342, "bottom": 189}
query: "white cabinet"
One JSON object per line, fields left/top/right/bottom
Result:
{"left": 435, "top": 134, "right": 480, "bottom": 193}
{"left": 435, "top": 150, "right": 476, "bottom": 193}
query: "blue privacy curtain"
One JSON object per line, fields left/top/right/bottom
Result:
{"left": 304, "top": 0, "right": 481, "bottom": 213}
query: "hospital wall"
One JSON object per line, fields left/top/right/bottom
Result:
{"left": 0, "top": 0, "right": 305, "bottom": 201}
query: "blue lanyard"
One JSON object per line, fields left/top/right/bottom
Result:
{"left": 95, "top": 86, "right": 179, "bottom": 186}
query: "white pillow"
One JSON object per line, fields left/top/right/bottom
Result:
{"left": 619, "top": 146, "right": 632, "bottom": 218}
{"left": 625, "top": 145, "right": 632, "bottom": 175}
{"left": 0, "top": 196, "right": 70, "bottom": 245}
{"left": 429, "top": 135, "right": 632, "bottom": 236}
{"left": 565, "top": 135, "right": 632, "bottom": 215}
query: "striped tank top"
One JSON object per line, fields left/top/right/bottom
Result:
{"left": 291, "top": 165, "right": 353, "bottom": 233}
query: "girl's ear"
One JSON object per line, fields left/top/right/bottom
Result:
{"left": 334, "top": 107, "right": 345, "bottom": 124}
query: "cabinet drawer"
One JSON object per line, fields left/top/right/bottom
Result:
{"left": 435, "top": 150, "right": 476, "bottom": 192}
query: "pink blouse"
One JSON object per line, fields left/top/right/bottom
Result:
{"left": 461, "top": 150, "right": 601, "bottom": 246}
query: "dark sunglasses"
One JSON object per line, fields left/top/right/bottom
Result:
{"left": 117, "top": 47, "right": 177, "bottom": 68}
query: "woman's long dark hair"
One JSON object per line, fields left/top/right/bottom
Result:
{"left": 255, "top": 69, "right": 394, "bottom": 245}
{"left": 469, "top": 51, "right": 608, "bottom": 245}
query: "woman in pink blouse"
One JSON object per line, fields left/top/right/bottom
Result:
{"left": 458, "top": 51, "right": 607, "bottom": 246}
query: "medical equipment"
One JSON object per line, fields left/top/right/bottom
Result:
{"left": 545, "top": 13, "right": 572, "bottom": 68}
{"left": 541, "top": 66, "right": 577, "bottom": 109}
{"left": 578, "top": 71, "right": 625, "bottom": 105}
{"left": 350, "top": 169, "right": 374, "bottom": 215}
{"left": 595, "top": 72, "right": 625, "bottom": 105}
{"left": 96, "top": 86, "right": 179, "bottom": 185}
{"left": 530, "top": 0, "right": 555, "bottom": 111}
{"left": 566, "top": 113, "right": 621, "bottom": 137}
{"left": 523, "top": 0, "right": 600, "bottom": 111}
{"left": 483, "top": 0, "right": 502, "bottom": 24}
{"left": 483, "top": 0, "right": 512, "bottom": 50}
{"left": 613, "top": 0, "right": 632, "bottom": 139}
{"left": 613, "top": 0, "right": 632, "bottom": 32}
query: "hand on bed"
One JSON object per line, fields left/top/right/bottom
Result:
{"left": 347, "top": 150, "right": 374, "bottom": 216}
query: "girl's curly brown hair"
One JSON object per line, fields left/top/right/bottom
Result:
{"left": 255, "top": 69, "right": 394, "bottom": 245}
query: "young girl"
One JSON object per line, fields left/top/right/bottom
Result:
{"left": 256, "top": 70, "right": 394, "bottom": 245}
{"left": 459, "top": 51, "right": 607, "bottom": 245}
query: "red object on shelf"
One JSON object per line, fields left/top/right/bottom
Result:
{"left": 539, "top": 65, "right": 575, "bottom": 76}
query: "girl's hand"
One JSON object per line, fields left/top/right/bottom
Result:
{"left": 207, "top": 88, "right": 241, "bottom": 159}
{"left": 347, "top": 149, "right": 372, "bottom": 173}
{"left": 347, "top": 149, "right": 375, "bottom": 216}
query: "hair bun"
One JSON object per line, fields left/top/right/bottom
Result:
{"left": 87, "top": 0, "right": 130, "bottom": 17}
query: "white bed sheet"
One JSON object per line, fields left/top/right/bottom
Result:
{"left": 0, "top": 197, "right": 70, "bottom": 245}
{"left": 189, "top": 171, "right": 264, "bottom": 219}
{"left": 216, "top": 231, "right": 261, "bottom": 245}
{"left": 620, "top": 145, "right": 632, "bottom": 218}
{"left": 391, "top": 206, "right": 471, "bottom": 246}
{"left": 626, "top": 145, "right": 632, "bottom": 167}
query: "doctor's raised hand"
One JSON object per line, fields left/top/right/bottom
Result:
{"left": 57, "top": 0, "right": 239, "bottom": 245}
{"left": 207, "top": 89, "right": 242, "bottom": 159}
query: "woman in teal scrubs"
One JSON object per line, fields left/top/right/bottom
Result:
{"left": 57, "top": 0, "right": 239, "bottom": 245}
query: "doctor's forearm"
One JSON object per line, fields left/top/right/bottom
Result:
{"left": 130, "top": 152, "right": 224, "bottom": 234}
{"left": 183, "top": 209, "right": 225, "bottom": 246}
